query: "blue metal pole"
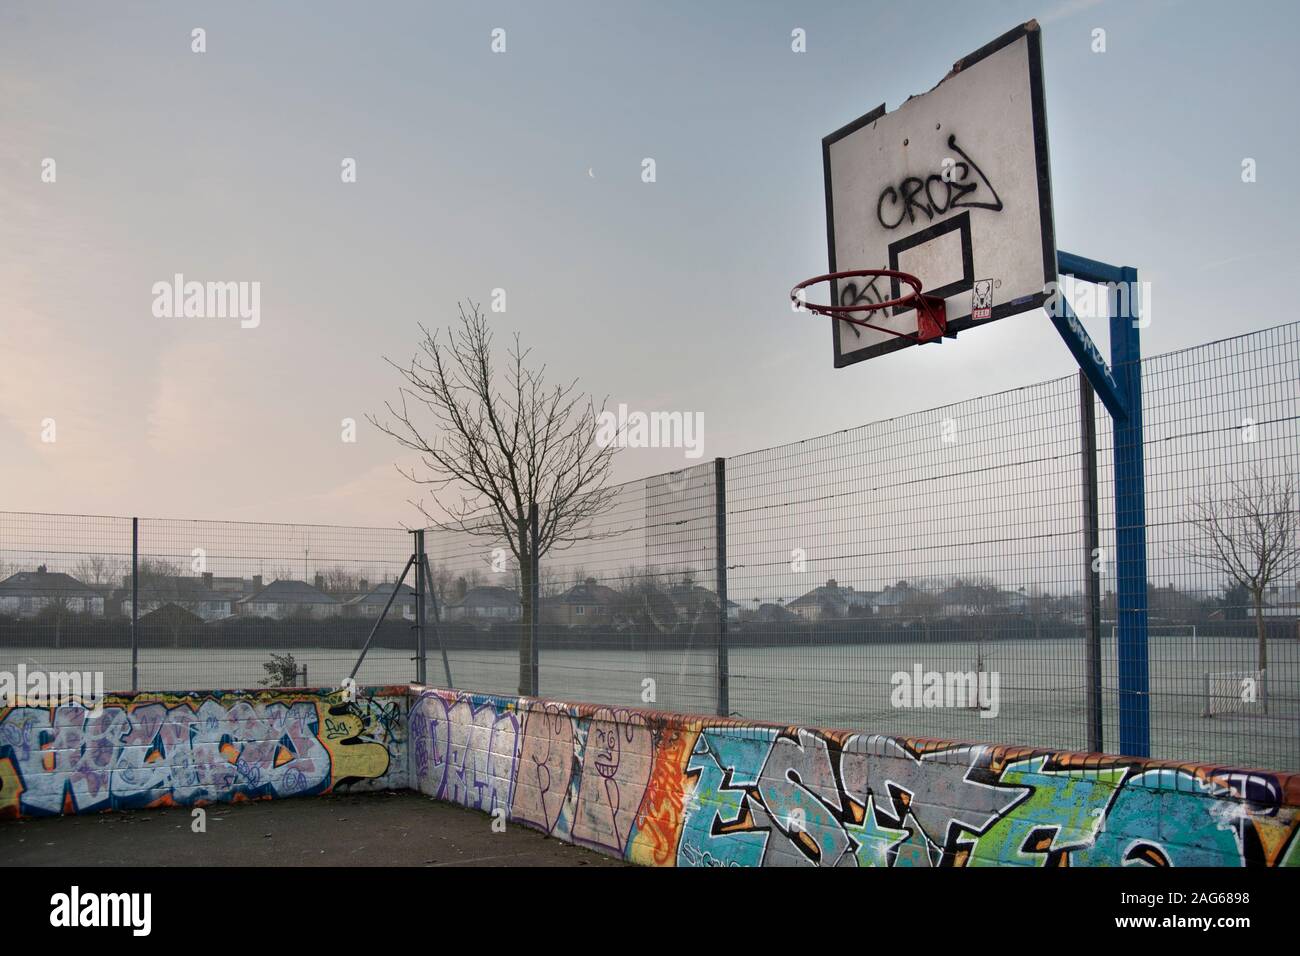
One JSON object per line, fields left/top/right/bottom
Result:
{"left": 1056, "top": 252, "right": 1150, "bottom": 757}
{"left": 1110, "top": 266, "right": 1150, "bottom": 756}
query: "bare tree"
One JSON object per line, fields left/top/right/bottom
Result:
{"left": 321, "top": 565, "right": 363, "bottom": 595}
{"left": 946, "top": 574, "right": 1003, "bottom": 616}
{"left": 75, "top": 555, "right": 123, "bottom": 596}
{"left": 1180, "top": 468, "right": 1300, "bottom": 678}
{"left": 427, "top": 561, "right": 455, "bottom": 604}
{"left": 132, "top": 558, "right": 198, "bottom": 647}
{"left": 370, "top": 303, "right": 621, "bottom": 693}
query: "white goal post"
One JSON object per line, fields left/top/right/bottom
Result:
{"left": 1203, "top": 669, "right": 1268, "bottom": 718}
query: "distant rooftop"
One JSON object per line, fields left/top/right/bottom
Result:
{"left": 241, "top": 580, "right": 338, "bottom": 604}
{"left": 0, "top": 567, "right": 100, "bottom": 598}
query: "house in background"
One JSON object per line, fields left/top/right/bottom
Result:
{"left": 444, "top": 586, "right": 521, "bottom": 625}
{"left": 788, "top": 579, "right": 877, "bottom": 621}
{"left": 119, "top": 574, "right": 233, "bottom": 622}
{"left": 871, "top": 582, "right": 917, "bottom": 618}
{"left": 345, "top": 581, "right": 417, "bottom": 621}
{"left": 753, "top": 601, "right": 795, "bottom": 623}
{"left": 936, "top": 583, "right": 1018, "bottom": 618}
{"left": 543, "top": 578, "right": 620, "bottom": 627}
{"left": 138, "top": 603, "right": 207, "bottom": 629}
{"left": 0, "top": 566, "right": 105, "bottom": 617}
{"left": 204, "top": 573, "right": 261, "bottom": 601}
{"left": 236, "top": 578, "right": 339, "bottom": 620}
{"left": 667, "top": 582, "right": 741, "bottom": 623}
{"left": 1261, "top": 583, "right": 1300, "bottom": 620}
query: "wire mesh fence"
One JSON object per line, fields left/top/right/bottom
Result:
{"left": 2, "top": 321, "right": 1298, "bottom": 770}
{"left": 535, "top": 461, "right": 723, "bottom": 715}
{"left": 0, "top": 511, "right": 134, "bottom": 685}
{"left": 723, "top": 372, "right": 1089, "bottom": 747}
{"left": 0, "top": 516, "right": 413, "bottom": 691}
{"left": 419, "top": 462, "right": 723, "bottom": 716}
{"left": 1097, "top": 321, "right": 1300, "bottom": 771}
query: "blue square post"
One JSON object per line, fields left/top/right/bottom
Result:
{"left": 1054, "top": 252, "right": 1150, "bottom": 757}
{"left": 1110, "top": 266, "right": 1150, "bottom": 756}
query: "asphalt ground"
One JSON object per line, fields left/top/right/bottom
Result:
{"left": 0, "top": 790, "right": 626, "bottom": 867}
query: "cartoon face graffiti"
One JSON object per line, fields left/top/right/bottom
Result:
{"left": 592, "top": 725, "right": 620, "bottom": 779}
{"left": 572, "top": 708, "right": 652, "bottom": 854}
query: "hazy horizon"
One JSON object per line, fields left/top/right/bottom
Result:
{"left": 3, "top": 0, "right": 1298, "bottom": 527}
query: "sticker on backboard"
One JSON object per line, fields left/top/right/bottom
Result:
{"left": 972, "top": 279, "right": 994, "bottom": 320}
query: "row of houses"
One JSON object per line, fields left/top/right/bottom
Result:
{"left": 0, "top": 567, "right": 418, "bottom": 623}
{"left": 6, "top": 566, "right": 1298, "bottom": 627}
{"left": 778, "top": 578, "right": 1300, "bottom": 623}
{"left": 428, "top": 579, "right": 748, "bottom": 627}
{"left": 780, "top": 579, "right": 1030, "bottom": 622}
{"left": 0, "top": 567, "right": 738, "bottom": 627}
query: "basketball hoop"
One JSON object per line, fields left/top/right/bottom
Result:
{"left": 790, "top": 269, "right": 948, "bottom": 343}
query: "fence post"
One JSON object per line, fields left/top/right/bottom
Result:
{"left": 714, "top": 457, "right": 730, "bottom": 717}
{"left": 414, "top": 529, "right": 427, "bottom": 685}
{"left": 1079, "top": 372, "right": 1103, "bottom": 753}
{"left": 419, "top": 549, "right": 454, "bottom": 689}
{"left": 1111, "top": 266, "right": 1150, "bottom": 757}
{"left": 529, "top": 502, "right": 540, "bottom": 697}
{"left": 130, "top": 517, "right": 139, "bottom": 692}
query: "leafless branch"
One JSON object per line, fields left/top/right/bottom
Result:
{"left": 369, "top": 302, "right": 623, "bottom": 693}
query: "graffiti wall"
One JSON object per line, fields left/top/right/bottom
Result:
{"left": 0, "top": 686, "right": 407, "bottom": 819}
{"left": 408, "top": 687, "right": 1300, "bottom": 867}
{"left": 8, "top": 681, "right": 1298, "bottom": 867}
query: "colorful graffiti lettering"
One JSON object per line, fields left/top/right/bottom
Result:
{"left": 410, "top": 688, "right": 1300, "bottom": 868}
{"left": 0, "top": 687, "right": 406, "bottom": 819}
{"left": 410, "top": 690, "right": 518, "bottom": 816}
{"left": 628, "top": 721, "right": 695, "bottom": 866}
{"left": 6, "top": 682, "right": 1298, "bottom": 868}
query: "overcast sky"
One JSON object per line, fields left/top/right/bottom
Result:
{"left": 2, "top": 0, "right": 1295, "bottom": 527}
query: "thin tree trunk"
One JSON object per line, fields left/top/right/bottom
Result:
{"left": 1254, "top": 589, "right": 1268, "bottom": 714}
{"left": 1254, "top": 590, "right": 1267, "bottom": 671}
{"left": 518, "top": 540, "right": 533, "bottom": 696}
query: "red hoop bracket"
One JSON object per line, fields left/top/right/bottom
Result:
{"left": 790, "top": 269, "right": 948, "bottom": 343}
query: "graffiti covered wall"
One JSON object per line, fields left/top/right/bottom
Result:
{"left": 408, "top": 687, "right": 1300, "bottom": 867}
{"left": 0, "top": 686, "right": 407, "bottom": 819}
{"left": 7, "top": 680, "right": 1298, "bottom": 867}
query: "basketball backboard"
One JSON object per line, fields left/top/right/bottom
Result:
{"left": 821, "top": 21, "right": 1056, "bottom": 367}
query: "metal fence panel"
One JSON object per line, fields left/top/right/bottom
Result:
{"left": 422, "top": 515, "right": 523, "bottom": 699}
{"left": 725, "top": 373, "right": 1089, "bottom": 748}
{"left": 0, "top": 512, "right": 135, "bottom": 688}
{"left": 1097, "top": 322, "right": 1300, "bottom": 770}
{"left": 131, "top": 519, "right": 413, "bottom": 690}
{"left": 2, "top": 322, "right": 1299, "bottom": 771}
{"left": 534, "top": 462, "right": 722, "bottom": 715}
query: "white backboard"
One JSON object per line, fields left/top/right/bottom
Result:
{"left": 824, "top": 21, "right": 1057, "bottom": 367}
